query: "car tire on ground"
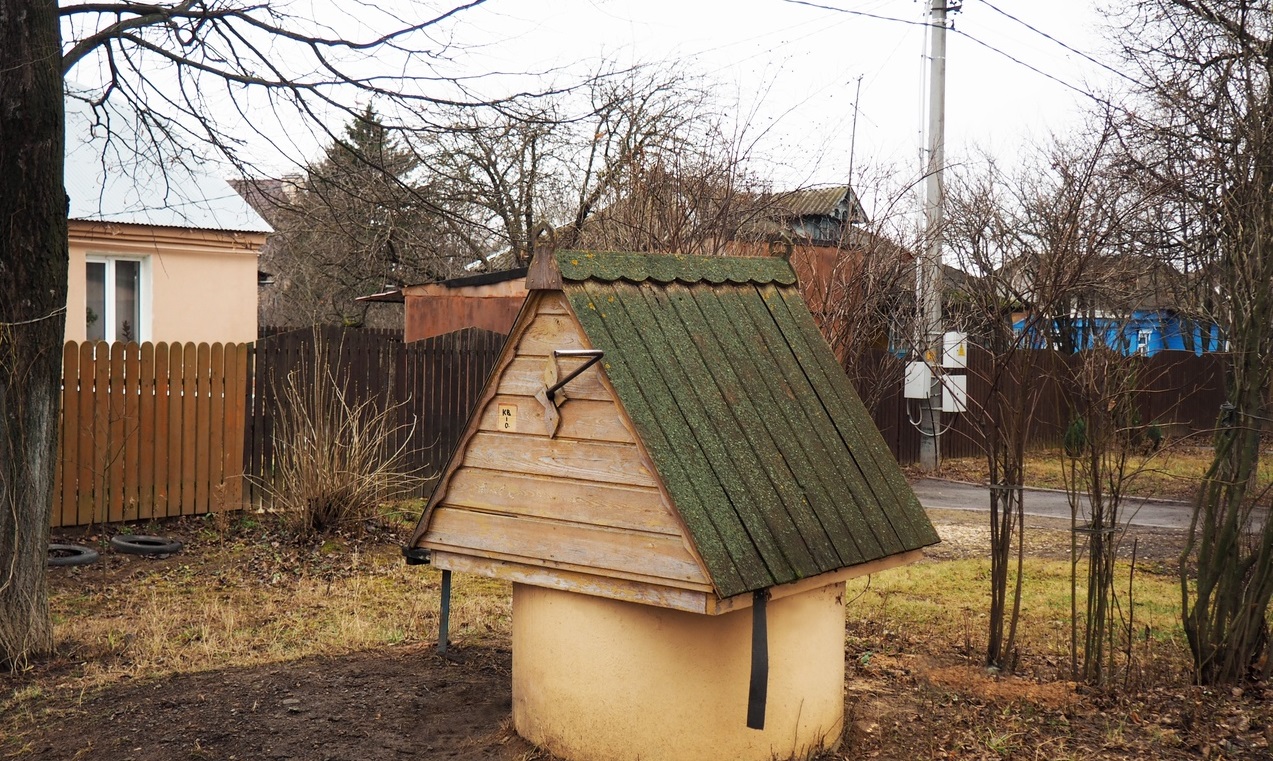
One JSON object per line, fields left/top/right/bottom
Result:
{"left": 48, "top": 543, "right": 100, "bottom": 567}
{"left": 110, "top": 535, "right": 184, "bottom": 556}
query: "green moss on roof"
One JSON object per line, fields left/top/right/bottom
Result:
{"left": 557, "top": 250, "right": 797, "bottom": 286}
{"left": 560, "top": 250, "right": 939, "bottom": 599}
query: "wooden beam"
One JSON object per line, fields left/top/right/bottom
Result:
{"left": 706, "top": 549, "right": 925, "bottom": 615}
{"left": 429, "top": 550, "right": 711, "bottom": 614}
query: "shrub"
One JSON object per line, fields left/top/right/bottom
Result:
{"left": 264, "top": 342, "right": 420, "bottom": 535}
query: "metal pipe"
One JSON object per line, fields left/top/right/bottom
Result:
{"left": 546, "top": 349, "right": 604, "bottom": 399}
{"left": 438, "top": 569, "right": 452, "bottom": 655}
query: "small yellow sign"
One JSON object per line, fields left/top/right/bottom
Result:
{"left": 498, "top": 403, "right": 518, "bottom": 432}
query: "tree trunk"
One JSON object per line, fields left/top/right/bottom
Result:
{"left": 0, "top": 0, "right": 67, "bottom": 669}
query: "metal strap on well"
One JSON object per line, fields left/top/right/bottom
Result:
{"left": 747, "top": 589, "right": 769, "bottom": 730}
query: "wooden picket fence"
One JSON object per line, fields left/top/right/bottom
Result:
{"left": 52, "top": 341, "right": 248, "bottom": 528}
{"left": 54, "top": 331, "right": 1227, "bottom": 528}
{"left": 52, "top": 328, "right": 506, "bottom": 528}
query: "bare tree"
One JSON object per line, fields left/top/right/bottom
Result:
{"left": 943, "top": 126, "right": 1129, "bottom": 670}
{"left": 1, "top": 0, "right": 522, "bottom": 668}
{"left": 1114, "top": 0, "right": 1273, "bottom": 685}
{"left": 806, "top": 167, "right": 925, "bottom": 411}
{"left": 250, "top": 106, "right": 465, "bottom": 328}
{"left": 419, "top": 68, "right": 777, "bottom": 263}
{"left": 0, "top": 0, "right": 66, "bottom": 671}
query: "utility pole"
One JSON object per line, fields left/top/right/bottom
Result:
{"left": 918, "top": 0, "right": 949, "bottom": 472}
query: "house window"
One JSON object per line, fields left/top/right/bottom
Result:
{"left": 86, "top": 256, "right": 148, "bottom": 342}
{"left": 1136, "top": 329, "right": 1153, "bottom": 356}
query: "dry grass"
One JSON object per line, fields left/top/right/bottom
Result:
{"left": 35, "top": 523, "right": 510, "bottom": 693}
{"left": 934, "top": 443, "right": 1273, "bottom": 502}
{"left": 14, "top": 513, "right": 1260, "bottom": 761}
{"left": 845, "top": 557, "right": 1190, "bottom": 684}
{"left": 33, "top": 518, "right": 1190, "bottom": 696}
{"left": 15, "top": 512, "right": 1269, "bottom": 761}
{"left": 263, "top": 345, "right": 424, "bottom": 535}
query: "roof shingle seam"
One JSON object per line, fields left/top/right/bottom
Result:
{"left": 727, "top": 284, "right": 905, "bottom": 556}
{"left": 693, "top": 283, "right": 885, "bottom": 563}
{"left": 636, "top": 284, "right": 840, "bottom": 576}
{"left": 765, "top": 286, "right": 939, "bottom": 547}
{"left": 596, "top": 280, "right": 809, "bottom": 585}
{"left": 568, "top": 282, "right": 762, "bottom": 596}
{"left": 675, "top": 283, "right": 876, "bottom": 566}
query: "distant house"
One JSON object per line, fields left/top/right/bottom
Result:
{"left": 374, "top": 184, "right": 888, "bottom": 348}
{"left": 1008, "top": 253, "right": 1224, "bottom": 356}
{"left": 63, "top": 96, "right": 270, "bottom": 345}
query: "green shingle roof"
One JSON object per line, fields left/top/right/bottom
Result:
{"left": 559, "top": 251, "right": 939, "bottom": 599}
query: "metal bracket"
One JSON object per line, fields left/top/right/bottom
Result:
{"left": 536, "top": 349, "right": 603, "bottom": 437}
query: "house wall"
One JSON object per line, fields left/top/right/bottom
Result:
{"left": 66, "top": 221, "right": 263, "bottom": 344}
{"left": 1012, "top": 309, "right": 1225, "bottom": 357}
{"left": 420, "top": 291, "right": 712, "bottom": 597}
{"left": 403, "top": 278, "right": 527, "bottom": 342}
{"left": 512, "top": 582, "right": 845, "bottom": 761}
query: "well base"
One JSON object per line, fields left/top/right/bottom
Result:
{"left": 511, "top": 582, "right": 846, "bottom": 761}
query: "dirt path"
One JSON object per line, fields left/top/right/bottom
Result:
{"left": 7, "top": 645, "right": 536, "bottom": 761}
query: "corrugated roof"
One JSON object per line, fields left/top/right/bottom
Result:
{"left": 772, "top": 185, "right": 866, "bottom": 222}
{"left": 64, "top": 95, "right": 272, "bottom": 233}
{"left": 558, "top": 251, "right": 938, "bottom": 597}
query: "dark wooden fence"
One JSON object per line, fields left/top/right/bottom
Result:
{"left": 242, "top": 326, "right": 505, "bottom": 504}
{"left": 863, "top": 347, "right": 1230, "bottom": 466}
{"left": 53, "top": 327, "right": 1227, "bottom": 526}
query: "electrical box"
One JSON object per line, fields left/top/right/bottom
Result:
{"left": 904, "top": 361, "right": 931, "bottom": 399}
{"left": 941, "top": 373, "right": 968, "bottom": 413}
{"left": 943, "top": 331, "right": 968, "bottom": 369}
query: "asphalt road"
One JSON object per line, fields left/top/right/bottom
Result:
{"left": 911, "top": 478, "right": 1196, "bottom": 530}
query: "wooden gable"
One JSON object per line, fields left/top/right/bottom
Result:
{"left": 411, "top": 250, "right": 938, "bottom": 614}
{"left": 413, "top": 290, "right": 716, "bottom": 612}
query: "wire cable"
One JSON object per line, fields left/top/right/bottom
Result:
{"left": 979, "top": 0, "right": 1143, "bottom": 88}
{"left": 950, "top": 27, "right": 1115, "bottom": 110}
{"left": 783, "top": 0, "right": 1126, "bottom": 112}
{"left": 782, "top": 0, "right": 934, "bottom": 30}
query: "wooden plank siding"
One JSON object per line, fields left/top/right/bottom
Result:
{"left": 420, "top": 292, "right": 713, "bottom": 594}
{"left": 51, "top": 340, "right": 249, "bottom": 528}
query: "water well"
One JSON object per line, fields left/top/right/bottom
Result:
{"left": 408, "top": 246, "right": 938, "bottom": 761}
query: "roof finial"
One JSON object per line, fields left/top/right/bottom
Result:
{"left": 526, "top": 223, "right": 563, "bottom": 290}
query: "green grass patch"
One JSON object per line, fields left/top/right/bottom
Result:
{"left": 936, "top": 444, "right": 1273, "bottom": 501}
{"left": 846, "top": 557, "right": 1190, "bottom": 668}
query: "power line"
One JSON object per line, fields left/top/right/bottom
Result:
{"left": 979, "top": 0, "right": 1143, "bottom": 88}
{"left": 781, "top": 0, "right": 932, "bottom": 30}
{"left": 784, "top": 0, "right": 1124, "bottom": 111}
{"left": 951, "top": 26, "right": 1115, "bottom": 110}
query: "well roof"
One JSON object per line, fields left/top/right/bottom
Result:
{"left": 557, "top": 251, "right": 938, "bottom": 597}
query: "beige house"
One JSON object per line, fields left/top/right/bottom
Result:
{"left": 63, "top": 96, "right": 270, "bottom": 344}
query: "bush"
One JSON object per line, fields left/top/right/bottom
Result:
{"left": 264, "top": 343, "right": 420, "bottom": 535}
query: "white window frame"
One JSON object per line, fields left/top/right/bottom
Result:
{"left": 1136, "top": 328, "right": 1152, "bottom": 356}
{"left": 86, "top": 254, "right": 152, "bottom": 343}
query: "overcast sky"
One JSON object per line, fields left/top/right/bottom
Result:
{"left": 66, "top": 0, "right": 1129, "bottom": 207}
{"left": 452, "top": 0, "right": 1126, "bottom": 189}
